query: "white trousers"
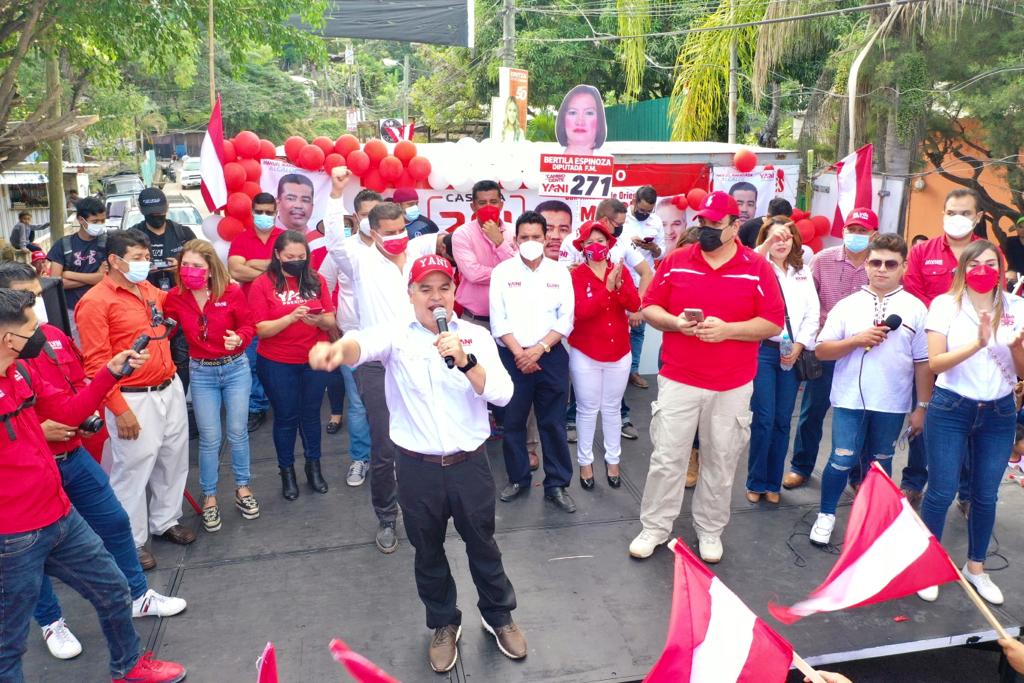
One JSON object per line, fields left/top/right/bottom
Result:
{"left": 569, "top": 348, "right": 630, "bottom": 466}
{"left": 105, "top": 376, "right": 189, "bottom": 548}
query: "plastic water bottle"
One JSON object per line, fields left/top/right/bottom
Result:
{"left": 780, "top": 332, "right": 795, "bottom": 372}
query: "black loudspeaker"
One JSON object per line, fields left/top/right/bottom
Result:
{"left": 39, "top": 276, "right": 71, "bottom": 336}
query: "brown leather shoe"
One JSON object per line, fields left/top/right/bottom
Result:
{"left": 745, "top": 491, "right": 761, "bottom": 504}
{"left": 764, "top": 491, "right": 781, "bottom": 504}
{"left": 628, "top": 373, "right": 649, "bottom": 389}
{"left": 428, "top": 624, "right": 461, "bottom": 673}
{"left": 482, "top": 617, "right": 527, "bottom": 659}
{"left": 528, "top": 451, "right": 540, "bottom": 471}
{"left": 159, "top": 524, "right": 197, "bottom": 545}
{"left": 685, "top": 449, "right": 699, "bottom": 488}
{"left": 782, "top": 472, "right": 807, "bottom": 490}
{"left": 137, "top": 547, "right": 156, "bottom": 571}
{"left": 902, "top": 488, "right": 923, "bottom": 511}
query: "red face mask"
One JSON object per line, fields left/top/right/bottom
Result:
{"left": 476, "top": 206, "right": 501, "bottom": 225}
{"left": 965, "top": 264, "right": 999, "bottom": 294}
{"left": 582, "top": 242, "right": 609, "bottom": 262}
{"left": 379, "top": 233, "right": 409, "bottom": 255}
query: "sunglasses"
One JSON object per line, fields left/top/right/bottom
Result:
{"left": 198, "top": 314, "right": 209, "bottom": 342}
{"left": 867, "top": 259, "right": 901, "bottom": 271}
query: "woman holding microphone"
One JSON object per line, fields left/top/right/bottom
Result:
{"left": 166, "top": 241, "right": 258, "bottom": 532}
{"left": 918, "top": 240, "right": 1024, "bottom": 605}
{"left": 248, "top": 230, "right": 337, "bottom": 501}
{"left": 567, "top": 220, "right": 640, "bottom": 489}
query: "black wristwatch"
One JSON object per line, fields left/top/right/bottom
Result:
{"left": 457, "top": 354, "right": 478, "bottom": 373}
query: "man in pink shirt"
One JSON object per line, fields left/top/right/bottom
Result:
{"left": 451, "top": 180, "right": 517, "bottom": 326}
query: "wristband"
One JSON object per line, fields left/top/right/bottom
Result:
{"left": 539, "top": 341, "right": 551, "bottom": 353}
{"left": 917, "top": 401, "right": 930, "bottom": 410}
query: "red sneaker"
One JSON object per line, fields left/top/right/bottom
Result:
{"left": 113, "top": 652, "right": 187, "bottom": 683}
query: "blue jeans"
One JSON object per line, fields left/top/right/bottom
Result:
{"left": 255, "top": 356, "right": 330, "bottom": 468}
{"left": 921, "top": 387, "right": 1016, "bottom": 562}
{"left": 190, "top": 355, "right": 252, "bottom": 496}
{"left": 34, "top": 448, "right": 148, "bottom": 626}
{"left": 789, "top": 359, "right": 836, "bottom": 477}
{"left": 820, "top": 407, "right": 905, "bottom": 514}
{"left": 1, "top": 510, "right": 140, "bottom": 680}
{"left": 629, "top": 322, "right": 646, "bottom": 374}
{"left": 245, "top": 339, "right": 270, "bottom": 414}
{"left": 339, "top": 366, "right": 371, "bottom": 462}
{"left": 747, "top": 344, "right": 801, "bottom": 493}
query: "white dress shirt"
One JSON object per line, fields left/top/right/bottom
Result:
{"left": 769, "top": 261, "right": 821, "bottom": 349}
{"left": 351, "top": 316, "right": 514, "bottom": 455}
{"left": 489, "top": 256, "right": 575, "bottom": 347}
{"left": 319, "top": 232, "right": 366, "bottom": 332}
{"left": 620, "top": 212, "right": 666, "bottom": 286}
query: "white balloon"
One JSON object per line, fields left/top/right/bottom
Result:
{"left": 201, "top": 214, "right": 223, "bottom": 242}
{"left": 456, "top": 136, "right": 478, "bottom": 146}
{"left": 498, "top": 165, "right": 523, "bottom": 191}
{"left": 212, "top": 238, "right": 231, "bottom": 265}
{"left": 428, "top": 169, "right": 449, "bottom": 190}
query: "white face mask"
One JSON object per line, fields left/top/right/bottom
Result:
{"left": 32, "top": 294, "right": 48, "bottom": 324}
{"left": 943, "top": 214, "right": 975, "bottom": 239}
{"left": 518, "top": 240, "right": 544, "bottom": 262}
{"left": 82, "top": 220, "right": 104, "bottom": 237}
{"left": 359, "top": 217, "right": 371, "bottom": 236}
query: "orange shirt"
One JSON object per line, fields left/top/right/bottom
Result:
{"left": 76, "top": 276, "right": 177, "bottom": 416}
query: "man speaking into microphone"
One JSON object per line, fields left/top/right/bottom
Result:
{"left": 309, "top": 255, "right": 526, "bottom": 674}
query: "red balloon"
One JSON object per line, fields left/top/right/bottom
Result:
{"left": 346, "top": 149, "right": 371, "bottom": 176}
{"left": 224, "top": 192, "right": 252, "bottom": 221}
{"left": 312, "top": 136, "right": 335, "bottom": 156}
{"left": 222, "top": 139, "right": 236, "bottom": 163}
{"left": 334, "top": 134, "right": 360, "bottom": 157}
{"left": 807, "top": 236, "right": 824, "bottom": 253}
{"left": 217, "top": 216, "right": 246, "bottom": 242}
{"left": 395, "top": 170, "right": 415, "bottom": 189}
{"left": 223, "top": 162, "right": 246, "bottom": 192}
{"left": 362, "top": 168, "right": 386, "bottom": 193}
{"left": 284, "top": 136, "right": 307, "bottom": 164}
{"left": 686, "top": 187, "right": 708, "bottom": 211}
{"left": 241, "top": 181, "right": 261, "bottom": 199}
{"left": 407, "top": 155, "right": 431, "bottom": 181}
{"left": 733, "top": 148, "right": 758, "bottom": 173}
{"left": 324, "top": 153, "right": 346, "bottom": 175}
{"left": 811, "top": 215, "right": 831, "bottom": 237}
{"left": 670, "top": 195, "right": 687, "bottom": 211}
{"left": 297, "top": 144, "right": 325, "bottom": 171}
{"left": 233, "top": 131, "right": 260, "bottom": 159}
{"left": 394, "top": 140, "right": 417, "bottom": 164}
{"left": 259, "top": 139, "right": 276, "bottom": 160}
{"left": 378, "top": 156, "right": 404, "bottom": 182}
{"left": 796, "top": 219, "right": 815, "bottom": 244}
{"left": 239, "top": 158, "right": 261, "bottom": 182}
{"left": 363, "top": 139, "right": 388, "bottom": 167}
{"left": 415, "top": 178, "right": 431, "bottom": 190}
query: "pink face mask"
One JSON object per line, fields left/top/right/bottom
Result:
{"left": 379, "top": 233, "right": 409, "bottom": 255}
{"left": 179, "top": 265, "right": 208, "bottom": 290}
{"left": 582, "top": 242, "right": 609, "bottom": 262}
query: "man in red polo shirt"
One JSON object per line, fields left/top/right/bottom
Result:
{"left": 628, "top": 191, "right": 784, "bottom": 564}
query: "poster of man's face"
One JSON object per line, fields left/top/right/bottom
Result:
{"left": 728, "top": 181, "right": 758, "bottom": 223}
{"left": 277, "top": 174, "right": 315, "bottom": 232}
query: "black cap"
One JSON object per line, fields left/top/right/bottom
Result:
{"left": 138, "top": 187, "right": 167, "bottom": 216}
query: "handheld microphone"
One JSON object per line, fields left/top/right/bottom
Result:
{"left": 866, "top": 314, "right": 902, "bottom": 352}
{"left": 432, "top": 307, "right": 455, "bottom": 369}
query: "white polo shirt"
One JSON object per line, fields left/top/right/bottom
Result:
{"left": 770, "top": 261, "right": 821, "bottom": 348}
{"left": 620, "top": 212, "right": 666, "bottom": 285}
{"left": 926, "top": 292, "right": 1024, "bottom": 401}
{"left": 489, "top": 255, "right": 575, "bottom": 348}
{"left": 818, "top": 286, "right": 928, "bottom": 413}
{"left": 351, "top": 315, "right": 514, "bottom": 455}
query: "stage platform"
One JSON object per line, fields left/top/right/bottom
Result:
{"left": 21, "top": 380, "right": 1024, "bottom": 682}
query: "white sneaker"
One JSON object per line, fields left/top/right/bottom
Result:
{"left": 697, "top": 533, "right": 723, "bottom": 563}
{"left": 809, "top": 513, "right": 836, "bottom": 546}
{"left": 41, "top": 618, "right": 82, "bottom": 660}
{"left": 628, "top": 530, "right": 664, "bottom": 559}
{"left": 917, "top": 585, "right": 939, "bottom": 602}
{"left": 132, "top": 589, "right": 187, "bottom": 618}
{"left": 346, "top": 460, "right": 368, "bottom": 487}
{"left": 962, "top": 565, "right": 1004, "bottom": 605}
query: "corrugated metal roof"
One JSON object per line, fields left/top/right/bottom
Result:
{"left": 605, "top": 98, "right": 672, "bottom": 142}
{"left": 0, "top": 171, "right": 47, "bottom": 185}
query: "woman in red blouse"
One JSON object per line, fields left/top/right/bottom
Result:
{"left": 568, "top": 221, "right": 641, "bottom": 489}
{"left": 166, "top": 240, "right": 257, "bottom": 533}
{"left": 248, "top": 230, "right": 337, "bottom": 501}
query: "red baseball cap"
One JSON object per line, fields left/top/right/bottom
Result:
{"left": 694, "top": 191, "right": 740, "bottom": 222}
{"left": 408, "top": 254, "right": 454, "bottom": 284}
{"left": 30, "top": 251, "right": 46, "bottom": 263}
{"left": 572, "top": 220, "right": 616, "bottom": 253}
{"left": 844, "top": 207, "right": 878, "bottom": 231}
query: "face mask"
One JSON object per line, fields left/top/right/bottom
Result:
{"left": 404, "top": 206, "right": 421, "bottom": 222}
{"left": 966, "top": 264, "right": 1000, "bottom": 294}
{"left": 13, "top": 327, "right": 46, "bottom": 360}
{"left": 379, "top": 233, "right": 409, "bottom": 256}
{"left": 253, "top": 214, "right": 275, "bottom": 231}
{"left": 179, "top": 265, "right": 208, "bottom": 290}
{"left": 944, "top": 214, "right": 975, "bottom": 239}
{"left": 82, "top": 220, "right": 104, "bottom": 237}
{"left": 518, "top": 240, "right": 544, "bottom": 261}
{"left": 120, "top": 258, "right": 150, "bottom": 284}
{"left": 844, "top": 232, "right": 870, "bottom": 253}
{"left": 698, "top": 226, "right": 724, "bottom": 252}
{"left": 582, "top": 242, "right": 609, "bottom": 262}
{"left": 281, "top": 260, "right": 307, "bottom": 277}
{"left": 359, "top": 217, "right": 372, "bottom": 236}
{"left": 633, "top": 209, "right": 650, "bottom": 222}
{"left": 343, "top": 225, "right": 353, "bottom": 239}
{"left": 144, "top": 214, "right": 165, "bottom": 229}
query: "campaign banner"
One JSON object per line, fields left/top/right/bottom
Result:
{"left": 259, "top": 160, "right": 333, "bottom": 233}
{"left": 538, "top": 154, "right": 615, "bottom": 199}
{"left": 711, "top": 166, "right": 779, "bottom": 224}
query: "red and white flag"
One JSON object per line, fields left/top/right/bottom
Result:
{"left": 385, "top": 120, "right": 415, "bottom": 142}
{"left": 830, "top": 143, "right": 873, "bottom": 237}
{"left": 645, "top": 541, "right": 794, "bottom": 683}
{"left": 200, "top": 94, "right": 228, "bottom": 213}
{"left": 256, "top": 642, "right": 278, "bottom": 683}
{"left": 770, "top": 463, "right": 960, "bottom": 624}
{"left": 329, "top": 639, "right": 400, "bottom": 683}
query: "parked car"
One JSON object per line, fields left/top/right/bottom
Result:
{"left": 101, "top": 172, "right": 145, "bottom": 197}
{"left": 121, "top": 195, "right": 205, "bottom": 240}
{"left": 179, "top": 157, "right": 202, "bottom": 189}
{"left": 104, "top": 193, "right": 138, "bottom": 231}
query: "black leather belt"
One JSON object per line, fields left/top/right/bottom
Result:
{"left": 398, "top": 445, "right": 480, "bottom": 467}
{"left": 464, "top": 312, "right": 490, "bottom": 322}
{"left": 194, "top": 353, "right": 243, "bottom": 367}
{"left": 54, "top": 450, "right": 77, "bottom": 462}
{"left": 762, "top": 339, "right": 781, "bottom": 349}
{"left": 121, "top": 379, "right": 173, "bottom": 393}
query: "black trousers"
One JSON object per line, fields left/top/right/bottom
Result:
{"left": 396, "top": 446, "right": 516, "bottom": 630}
{"left": 355, "top": 361, "right": 399, "bottom": 523}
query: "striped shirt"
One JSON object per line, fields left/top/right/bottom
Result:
{"left": 810, "top": 245, "right": 868, "bottom": 328}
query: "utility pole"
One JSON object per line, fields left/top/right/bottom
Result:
{"left": 208, "top": 0, "right": 216, "bottom": 109}
{"left": 502, "top": 0, "right": 516, "bottom": 67}
{"left": 402, "top": 54, "right": 410, "bottom": 122}
{"left": 727, "top": 0, "right": 737, "bottom": 143}
{"left": 45, "top": 40, "right": 65, "bottom": 239}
